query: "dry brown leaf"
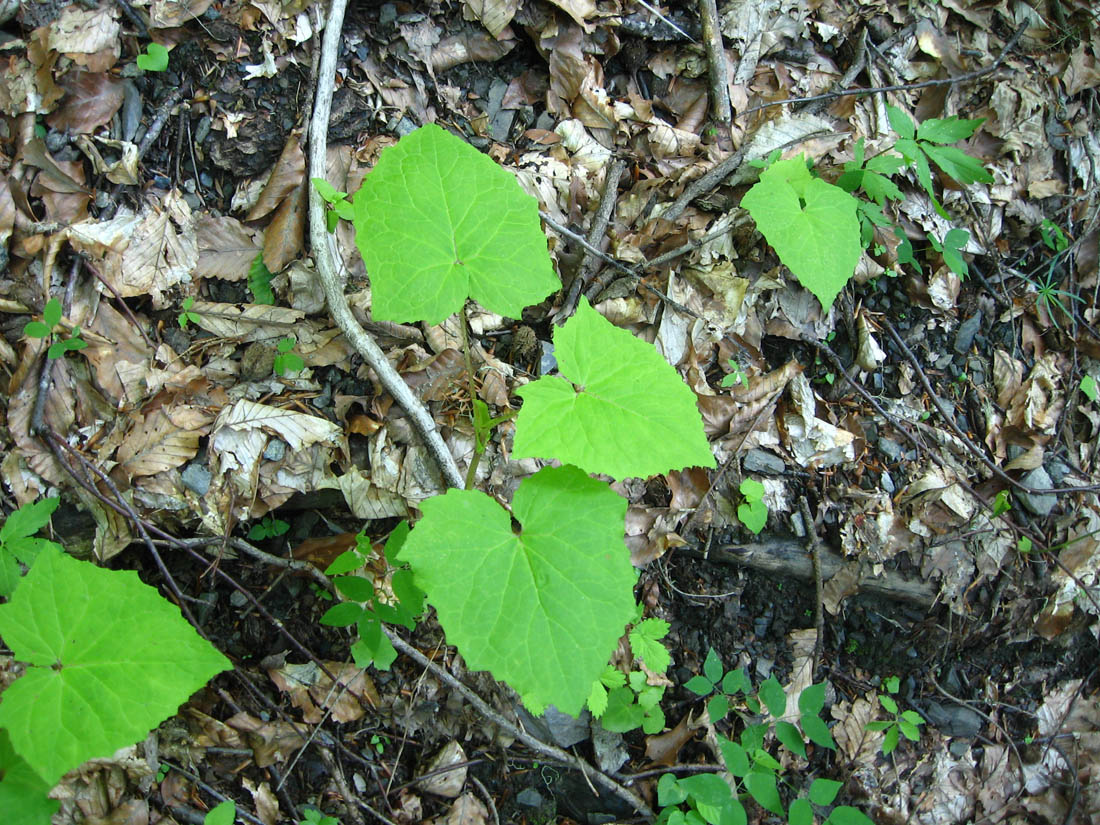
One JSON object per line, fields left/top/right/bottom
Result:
{"left": 48, "top": 6, "right": 120, "bottom": 68}
{"left": 241, "top": 777, "right": 280, "bottom": 825}
{"left": 418, "top": 741, "right": 468, "bottom": 798}
{"left": 443, "top": 792, "right": 488, "bottom": 825}
{"left": 831, "top": 696, "right": 882, "bottom": 763}
{"left": 195, "top": 214, "right": 262, "bottom": 280}
{"left": 463, "top": 0, "right": 518, "bottom": 38}
{"left": 225, "top": 711, "right": 308, "bottom": 767}
{"left": 268, "top": 661, "right": 380, "bottom": 723}
{"left": 116, "top": 409, "right": 202, "bottom": 478}
{"left": 47, "top": 71, "right": 124, "bottom": 133}
{"left": 247, "top": 134, "right": 306, "bottom": 222}
{"left": 21, "top": 138, "right": 90, "bottom": 194}
{"left": 645, "top": 712, "right": 699, "bottom": 766}
{"left": 262, "top": 181, "right": 306, "bottom": 271}
{"left": 149, "top": 0, "right": 215, "bottom": 28}
{"left": 431, "top": 29, "right": 515, "bottom": 72}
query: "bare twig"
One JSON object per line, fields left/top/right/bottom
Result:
{"left": 307, "top": 0, "right": 463, "bottom": 489}
{"left": 558, "top": 157, "right": 626, "bottom": 320}
{"left": 697, "top": 0, "right": 731, "bottom": 125}
{"left": 385, "top": 630, "right": 655, "bottom": 820}
{"left": 799, "top": 496, "right": 825, "bottom": 677}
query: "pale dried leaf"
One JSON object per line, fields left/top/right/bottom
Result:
{"left": 196, "top": 215, "right": 262, "bottom": 280}
{"left": 444, "top": 792, "right": 488, "bottom": 825}
{"left": 418, "top": 741, "right": 468, "bottom": 798}
{"left": 149, "top": 0, "right": 215, "bottom": 27}
{"left": 247, "top": 135, "right": 306, "bottom": 221}
{"left": 116, "top": 409, "right": 202, "bottom": 478}
{"left": 463, "top": 0, "right": 518, "bottom": 38}
{"left": 48, "top": 7, "right": 119, "bottom": 59}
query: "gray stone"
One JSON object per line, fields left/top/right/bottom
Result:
{"left": 1047, "top": 460, "right": 1071, "bottom": 485}
{"left": 954, "top": 312, "right": 982, "bottom": 354}
{"left": 516, "top": 788, "right": 544, "bottom": 808}
{"left": 264, "top": 439, "right": 286, "bottom": 462}
{"left": 1015, "top": 466, "right": 1057, "bottom": 516}
{"left": 591, "top": 724, "right": 628, "bottom": 773}
{"left": 542, "top": 705, "right": 590, "bottom": 748}
{"left": 181, "top": 463, "right": 211, "bottom": 495}
{"left": 743, "top": 448, "right": 785, "bottom": 475}
{"left": 878, "top": 437, "right": 904, "bottom": 463}
{"left": 922, "top": 700, "right": 982, "bottom": 738}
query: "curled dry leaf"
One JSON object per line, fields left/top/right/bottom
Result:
{"left": 47, "top": 70, "right": 124, "bottom": 133}
{"left": 645, "top": 712, "right": 700, "bottom": 766}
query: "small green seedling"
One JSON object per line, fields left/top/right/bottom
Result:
{"left": 721, "top": 359, "right": 748, "bottom": 388}
{"left": 248, "top": 253, "right": 275, "bottom": 305}
{"left": 204, "top": 799, "right": 236, "bottom": 825}
{"left": 992, "top": 489, "right": 1012, "bottom": 517}
{"left": 321, "top": 522, "right": 425, "bottom": 671}
{"left": 311, "top": 178, "right": 355, "bottom": 233}
{"left": 136, "top": 42, "right": 170, "bottom": 72}
{"left": 684, "top": 647, "right": 751, "bottom": 722}
{"left": 865, "top": 676, "right": 925, "bottom": 755}
{"left": 273, "top": 336, "right": 304, "bottom": 376}
{"left": 178, "top": 296, "right": 201, "bottom": 329}
{"left": 0, "top": 496, "right": 63, "bottom": 598}
{"left": 247, "top": 516, "right": 289, "bottom": 541}
{"left": 1040, "top": 219, "right": 1069, "bottom": 252}
{"left": 588, "top": 615, "right": 672, "bottom": 734}
{"left": 1081, "top": 375, "right": 1098, "bottom": 403}
{"left": 300, "top": 809, "right": 340, "bottom": 825}
{"left": 23, "top": 298, "right": 88, "bottom": 359}
{"left": 369, "top": 733, "right": 388, "bottom": 755}
{"left": 929, "top": 228, "right": 970, "bottom": 279}
{"left": 1017, "top": 536, "right": 1033, "bottom": 554}
{"left": 886, "top": 105, "right": 993, "bottom": 219}
{"left": 473, "top": 399, "right": 515, "bottom": 454}
{"left": 736, "top": 478, "right": 768, "bottom": 535}
{"left": 156, "top": 763, "right": 170, "bottom": 782}
{"left": 1029, "top": 265, "right": 1082, "bottom": 330}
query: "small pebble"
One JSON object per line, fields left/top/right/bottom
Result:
{"left": 263, "top": 439, "right": 286, "bottom": 461}
{"left": 230, "top": 590, "right": 248, "bottom": 607}
{"left": 953, "top": 311, "right": 982, "bottom": 354}
{"left": 181, "top": 463, "right": 212, "bottom": 495}
{"left": 743, "top": 448, "right": 785, "bottom": 475}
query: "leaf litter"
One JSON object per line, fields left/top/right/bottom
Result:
{"left": 0, "top": 0, "right": 1099, "bottom": 822}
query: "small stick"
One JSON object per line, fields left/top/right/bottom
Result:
{"left": 697, "top": 0, "right": 731, "bottom": 125}
{"left": 798, "top": 496, "right": 825, "bottom": 677}
{"left": 559, "top": 157, "right": 626, "bottom": 320}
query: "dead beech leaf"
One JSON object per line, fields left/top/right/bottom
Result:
{"left": 418, "top": 741, "right": 467, "bottom": 798}
{"left": 262, "top": 182, "right": 306, "bottom": 271}
{"left": 225, "top": 711, "right": 308, "bottom": 767}
{"left": 546, "top": 0, "right": 596, "bottom": 30}
{"left": 149, "top": 0, "right": 215, "bottom": 28}
{"left": 831, "top": 696, "right": 882, "bottom": 763}
{"left": 268, "top": 661, "right": 380, "bottom": 723}
{"left": 20, "top": 138, "right": 90, "bottom": 194}
{"left": 47, "top": 71, "right": 124, "bottom": 133}
{"left": 116, "top": 409, "right": 202, "bottom": 478}
{"left": 195, "top": 215, "right": 262, "bottom": 280}
{"left": 247, "top": 134, "right": 305, "bottom": 222}
{"left": 431, "top": 29, "right": 515, "bottom": 72}
{"left": 463, "top": 0, "right": 518, "bottom": 38}
{"left": 291, "top": 532, "right": 359, "bottom": 570}
{"left": 444, "top": 792, "right": 488, "bottom": 825}
{"left": 48, "top": 6, "right": 120, "bottom": 65}
{"left": 645, "top": 712, "right": 699, "bottom": 766}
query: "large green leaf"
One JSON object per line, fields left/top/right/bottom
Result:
{"left": 0, "top": 547, "right": 231, "bottom": 785}
{"left": 512, "top": 298, "right": 715, "bottom": 479}
{"left": 741, "top": 157, "right": 861, "bottom": 312}
{"left": 0, "top": 730, "right": 59, "bottom": 825}
{"left": 352, "top": 124, "right": 559, "bottom": 324}
{"left": 400, "top": 465, "right": 635, "bottom": 715}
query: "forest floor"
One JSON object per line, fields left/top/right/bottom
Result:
{"left": 1, "top": 0, "right": 1099, "bottom": 823}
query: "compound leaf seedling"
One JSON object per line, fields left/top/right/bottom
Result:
{"left": 23, "top": 298, "right": 87, "bottom": 360}
{"left": 274, "top": 336, "right": 304, "bottom": 376}
{"left": 178, "top": 297, "right": 201, "bottom": 329}
{"left": 0, "top": 496, "right": 63, "bottom": 598}
{"left": 0, "top": 546, "right": 231, "bottom": 786}
{"left": 352, "top": 124, "right": 558, "bottom": 324}
{"left": 513, "top": 298, "right": 715, "bottom": 480}
{"left": 311, "top": 177, "right": 355, "bottom": 232}
{"left": 247, "top": 516, "right": 289, "bottom": 541}
{"left": 741, "top": 156, "right": 861, "bottom": 312}
{"left": 399, "top": 465, "right": 636, "bottom": 715}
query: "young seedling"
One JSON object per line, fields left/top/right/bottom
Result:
{"left": 247, "top": 516, "right": 289, "bottom": 541}
{"left": 23, "top": 298, "right": 88, "bottom": 359}
{"left": 178, "top": 296, "right": 202, "bottom": 329}
{"left": 588, "top": 615, "right": 672, "bottom": 734}
{"left": 136, "top": 42, "right": 170, "bottom": 72}
{"left": 311, "top": 178, "right": 355, "bottom": 232}
{"left": 929, "top": 228, "right": 971, "bottom": 279}
{"left": 865, "top": 676, "right": 925, "bottom": 755}
{"left": 721, "top": 358, "right": 748, "bottom": 388}
{"left": 300, "top": 809, "right": 340, "bottom": 825}
{"left": 273, "top": 336, "right": 304, "bottom": 376}
{"left": 248, "top": 253, "right": 275, "bottom": 305}
{"left": 736, "top": 478, "right": 768, "bottom": 535}
{"left": 204, "top": 800, "right": 235, "bottom": 825}
{"left": 1081, "top": 375, "right": 1098, "bottom": 403}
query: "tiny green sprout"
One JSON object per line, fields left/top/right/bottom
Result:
{"left": 247, "top": 516, "right": 289, "bottom": 541}
{"left": 248, "top": 254, "right": 275, "bottom": 305}
{"left": 919, "top": 410, "right": 931, "bottom": 421}
{"left": 203, "top": 800, "right": 236, "bottom": 825}
{"left": 178, "top": 297, "right": 201, "bottom": 329}
{"left": 1024, "top": 734, "right": 1034, "bottom": 745}
{"left": 1079, "top": 375, "right": 1098, "bottom": 403}
{"left": 1040, "top": 219, "right": 1069, "bottom": 252}
{"left": 23, "top": 298, "right": 88, "bottom": 359}
{"left": 736, "top": 478, "right": 767, "bottom": 535}
{"left": 845, "top": 638, "right": 859, "bottom": 654}
{"left": 824, "top": 372, "right": 836, "bottom": 385}
{"left": 369, "top": 733, "right": 388, "bottom": 754}
{"left": 720, "top": 359, "right": 748, "bottom": 388}
{"left": 992, "top": 489, "right": 1012, "bottom": 517}
{"left": 300, "top": 809, "right": 340, "bottom": 825}
{"left": 1029, "top": 265, "right": 1082, "bottom": 330}
{"left": 956, "top": 372, "right": 967, "bottom": 383}
{"left": 274, "top": 336, "right": 304, "bottom": 376}
{"left": 311, "top": 177, "right": 355, "bottom": 233}
{"left": 156, "top": 763, "right": 170, "bottom": 782}
{"left": 136, "top": 42, "right": 170, "bottom": 72}
{"left": 1017, "top": 536, "right": 1033, "bottom": 554}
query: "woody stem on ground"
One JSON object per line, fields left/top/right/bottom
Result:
{"left": 307, "top": 0, "right": 464, "bottom": 490}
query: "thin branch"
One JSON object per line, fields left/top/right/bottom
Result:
{"left": 558, "top": 157, "right": 626, "bottom": 320}
{"left": 697, "top": 0, "right": 731, "bottom": 125}
{"left": 385, "top": 630, "right": 655, "bottom": 820}
{"left": 308, "top": 0, "right": 463, "bottom": 490}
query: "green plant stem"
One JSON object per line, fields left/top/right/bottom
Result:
{"left": 306, "top": 0, "right": 463, "bottom": 490}
{"left": 458, "top": 311, "right": 481, "bottom": 490}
